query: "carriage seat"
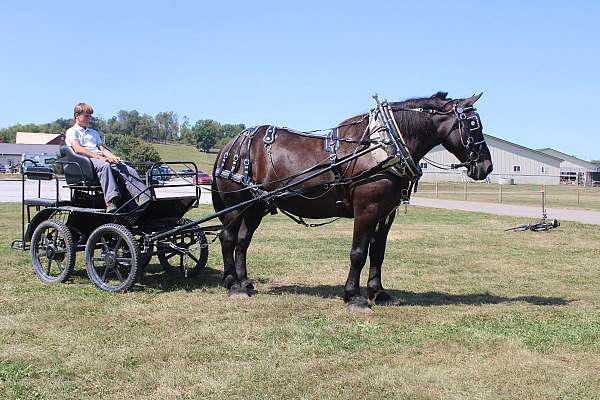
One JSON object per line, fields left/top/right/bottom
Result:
{"left": 22, "top": 165, "right": 71, "bottom": 207}
{"left": 58, "top": 145, "right": 100, "bottom": 187}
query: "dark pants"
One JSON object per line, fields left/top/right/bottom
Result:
{"left": 90, "top": 158, "right": 150, "bottom": 206}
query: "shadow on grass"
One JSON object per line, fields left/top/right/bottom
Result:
{"left": 68, "top": 264, "right": 225, "bottom": 293}
{"left": 265, "top": 284, "right": 570, "bottom": 306}
{"left": 134, "top": 263, "right": 224, "bottom": 292}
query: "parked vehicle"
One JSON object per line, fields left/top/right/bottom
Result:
{"left": 177, "top": 168, "right": 195, "bottom": 177}
{"left": 149, "top": 165, "right": 172, "bottom": 183}
{"left": 194, "top": 171, "right": 213, "bottom": 185}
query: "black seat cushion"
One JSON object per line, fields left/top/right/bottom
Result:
{"left": 59, "top": 146, "right": 99, "bottom": 186}
{"left": 24, "top": 198, "right": 71, "bottom": 207}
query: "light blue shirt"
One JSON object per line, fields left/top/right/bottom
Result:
{"left": 65, "top": 124, "right": 104, "bottom": 154}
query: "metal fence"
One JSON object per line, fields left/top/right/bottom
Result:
{"left": 414, "top": 178, "right": 600, "bottom": 210}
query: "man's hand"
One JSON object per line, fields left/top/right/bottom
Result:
{"left": 99, "top": 145, "right": 121, "bottom": 164}
{"left": 105, "top": 153, "right": 121, "bottom": 164}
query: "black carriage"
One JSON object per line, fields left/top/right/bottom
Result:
{"left": 11, "top": 146, "right": 221, "bottom": 292}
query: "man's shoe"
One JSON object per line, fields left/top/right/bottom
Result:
{"left": 106, "top": 200, "right": 118, "bottom": 213}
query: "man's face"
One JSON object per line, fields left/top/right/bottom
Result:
{"left": 76, "top": 112, "right": 92, "bottom": 128}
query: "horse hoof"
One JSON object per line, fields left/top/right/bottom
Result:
{"left": 228, "top": 291, "right": 250, "bottom": 299}
{"left": 240, "top": 280, "right": 255, "bottom": 294}
{"left": 372, "top": 291, "right": 394, "bottom": 306}
{"left": 227, "top": 284, "right": 251, "bottom": 299}
{"left": 348, "top": 303, "right": 374, "bottom": 314}
{"left": 346, "top": 296, "right": 373, "bottom": 314}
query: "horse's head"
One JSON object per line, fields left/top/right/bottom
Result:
{"left": 433, "top": 93, "right": 493, "bottom": 180}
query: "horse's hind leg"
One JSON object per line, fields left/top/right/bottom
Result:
{"left": 367, "top": 211, "right": 396, "bottom": 305}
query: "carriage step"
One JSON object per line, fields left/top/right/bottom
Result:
{"left": 11, "top": 240, "right": 29, "bottom": 251}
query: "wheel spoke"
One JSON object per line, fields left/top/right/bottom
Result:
{"left": 165, "top": 251, "right": 178, "bottom": 260}
{"left": 114, "top": 237, "right": 123, "bottom": 252}
{"left": 46, "top": 259, "right": 52, "bottom": 275}
{"left": 93, "top": 256, "right": 104, "bottom": 262}
{"left": 100, "top": 236, "right": 109, "bottom": 252}
{"left": 101, "top": 266, "right": 109, "bottom": 282}
{"left": 55, "top": 259, "right": 64, "bottom": 273}
{"left": 114, "top": 267, "right": 124, "bottom": 282}
{"left": 116, "top": 257, "right": 132, "bottom": 265}
{"left": 188, "top": 253, "right": 199, "bottom": 264}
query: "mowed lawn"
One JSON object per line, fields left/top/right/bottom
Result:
{"left": 153, "top": 143, "right": 218, "bottom": 174}
{"left": 1, "top": 203, "right": 600, "bottom": 399}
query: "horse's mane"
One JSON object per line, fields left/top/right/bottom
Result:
{"left": 339, "top": 91, "right": 452, "bottom": 139}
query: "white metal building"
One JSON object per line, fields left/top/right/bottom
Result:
{"left": 0, "top": 144, "right": 61, "bottom": 170}
{"left": 537, "top": 148, "right": 598, "bottom": 186}
{"left": 420, "top": 134, "right": 563, "bottom": 185}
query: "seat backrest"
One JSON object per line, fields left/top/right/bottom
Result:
{"left": 59, "top": 145, "right": 98, "bottom": 185}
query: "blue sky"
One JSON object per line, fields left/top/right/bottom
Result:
{"left": 1, "top": 1, "right": 598, "bottom": 160}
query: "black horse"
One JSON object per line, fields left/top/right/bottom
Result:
{"left": 212, "top": 92, "right": 493, "bottom": 311}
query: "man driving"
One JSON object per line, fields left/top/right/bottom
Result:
{"left": 65, "top": 102, "right": 150, "bottom": 212}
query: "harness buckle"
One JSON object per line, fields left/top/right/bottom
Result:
{"left": 467, "top": 115, "right": 480, "bottom": 130}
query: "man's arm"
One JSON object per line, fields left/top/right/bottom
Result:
{"left": 71, "top": 139, "right": 108, "bottom": 161}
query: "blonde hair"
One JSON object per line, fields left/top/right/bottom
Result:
{"left": 74, "top": 102, "right": 94, "bottom": 118}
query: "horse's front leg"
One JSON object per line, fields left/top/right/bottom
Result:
{"left": 230, "top": 207, "right": 263, "bottom": 297}
{"left": 367, "top": 211, "right": 396, "bottom": 305}
{"left": 344, "top": 214, "right": 377, "bottom": 312}
{"left": 219, "top": 211, "right": 242, "bottom": 292}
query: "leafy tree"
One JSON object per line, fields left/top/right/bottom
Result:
{"left": 180, "top": 116, "right": 192, "bottom": 144}
{"left": 155, "top": 111, "right": 179, "bottom": 143}
{"left": 221, "top": 123, "right": 245, "bottom": 139}
{"left": 104, "top": 134, "right": 161, "bottom": 173}
{"left": 192, "top": 119, "right": 219, "bottom": 152}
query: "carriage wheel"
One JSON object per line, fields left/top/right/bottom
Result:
{"left": 31, "top": 220, "right": 76, "bottom": 283}
{"left": 157, "top": 221, "right": 208, "bottom": 278}
{"left": 85, "top": 224, "right": 140, "bottom": 292}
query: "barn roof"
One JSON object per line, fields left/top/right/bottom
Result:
{"left": 483, "top": 134, "right": 563, "bottom": 162}
{"left": 536, "top": 148, "right": 597, "bottom": 170}
{"left": 16, "top": 132, "right": 63, "bottom": 145}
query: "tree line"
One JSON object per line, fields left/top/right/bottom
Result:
{"left": 0, "top": 110, "right": 246, "bottom": 153}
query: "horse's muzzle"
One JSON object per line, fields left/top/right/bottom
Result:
{"left": 468, "top": 160, "right": 493, "bottom": 181}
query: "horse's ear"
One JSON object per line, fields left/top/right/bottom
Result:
{"left": 460, "top": 92, "right": 483, "bottom": 107}
{"left": 431, "top": 91, "right": 448, "bottom": 100}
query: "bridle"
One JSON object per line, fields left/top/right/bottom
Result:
{"left": 392, "top": 101, "right": 486, "bottom": 169}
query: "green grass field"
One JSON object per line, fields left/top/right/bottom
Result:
{"left": 152, "top": 143, "right": 218, "bottom": 174}
{"left": 2, "top": 203, "right": 600, "bottom": 399}
{"left": 415, "top": 181, "right": 600, "bottom": 211}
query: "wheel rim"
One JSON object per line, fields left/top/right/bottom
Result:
{"left": 159, "top": 230, "right": 207, "bottom": 276}
{"left": 89, "top": 231, "right": 134, "bottom": 287}
{"left": 33, "top": 225, "right": 69, "bottom": 280}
